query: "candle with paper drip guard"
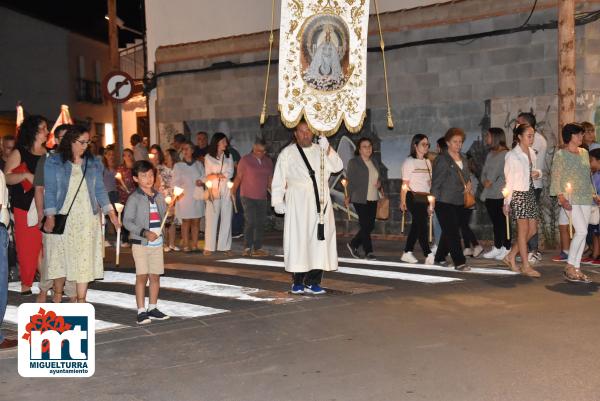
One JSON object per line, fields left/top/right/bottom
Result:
{"left": 340, "top": 178, "right": 350, "bottom": 220}
{"left": 401, "top": 184, "right": 408, "bottom": 233}
{"left": 566, "top": 182, "right": 573, "bottom": 238}
{"left": 114, "top": 203, "right": 125, "bottom": 266}
{"left": 501, "top": 187, "right": 511, "bottom": 240}
{"left": 160, "top": 187, "right": 183, "bottom": 233}
{"left": 205, "top": 180, "right": 214, "bottom": 203}
{"left": 115, "top": 172, "right": 127, "bottom": 192}
{"left": 227, "top": 181, "right": 238, "bottom": 214}
{"left": 427, "top": 195, "right": 435, "bottom": 243}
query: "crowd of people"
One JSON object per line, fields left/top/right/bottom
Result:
{"left": 0, "top": 116, "right": 275, "bottom": 342}
{"left": 344, "top": 112, "right": 600, "bottom": 284}
{"left": 0, "top": 111, "right": 598, "bottom": 349}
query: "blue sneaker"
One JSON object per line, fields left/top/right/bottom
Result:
{"left": 304, "top": 284, "right": 326, "bottom": 295}
{"left": 552, "top": 251, "right": 569, "bottom": 262}
{"left": 291, "top": 284, "right": 305, "bottom": 294}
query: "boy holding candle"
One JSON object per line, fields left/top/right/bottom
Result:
{"left": 123, "top": 160, "right": 169, "bottom": 324}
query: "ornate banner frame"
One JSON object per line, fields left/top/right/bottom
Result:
{"left": 278, "top": 0, "right": 370, "bottom": 136}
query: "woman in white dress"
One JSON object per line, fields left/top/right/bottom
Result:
{"left": 172, "top": 142, "right": 205, "bottom": 252}
{"left": 203, "top": 132, "right": 234, "bottom": 255}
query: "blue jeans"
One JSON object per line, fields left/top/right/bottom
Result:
{"left": 0, "top": 226, "right": 9, "bottom": 343}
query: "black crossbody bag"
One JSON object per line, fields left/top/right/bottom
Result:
{"left": 41, "top": 159, "right": 88, "bottom": 235}
{"left": 296, "top": 144, "right": 325, "bottom": 241}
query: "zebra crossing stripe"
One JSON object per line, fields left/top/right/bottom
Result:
{"left": 272, "top": 255, "right": 517, "bottom": 276}
{"left": 329, "top": 257, "right": 517, "bottom": 276}
{"left": 8, "top": 283, "right": 229, "bottom": 318}
{"left": 220, "top": 258, "right": 462, "bottom": 284}
{"left": 3, "top": 305, "right": 122, "bottom": 331}
{"left": 102, "top": 271, "right": 283, "bottom": 302}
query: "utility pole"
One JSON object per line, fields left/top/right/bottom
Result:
{"left": 558, "top": 0, "right": 576, "bottom": 143}
{"left": 108, "top": 0, "right": 123, "bottom": 158}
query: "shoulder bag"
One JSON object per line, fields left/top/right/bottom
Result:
{"left": 455, "top": 159, "right": 476, "bottom": 209}
{"left": 296, "top": 144, "right": 325, "bottom": 240}
{"left": 41, "top": 160, "right": 88, "bottom": 235}
{"left": 376, "top": 189, "right": 390, "bottom": 220}
{"left": 590, "top": 172, "right": 600, "bottom": 225}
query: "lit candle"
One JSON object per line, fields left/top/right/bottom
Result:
{"left": 115, "top": 172, "right": 127, "bottom": 192}
{"left": 160, "top": 187, "right": 184, "bottom": 232}
{"left": 114, "top": 203, "right": 125, "bottom": 266}
{"left": 341, "top": 178, "right": 350, "bottom": 220}
{"left": 227, "top": 181, "right": 238, "bottom": 213}
{"left": 205, "top": 180, "right": 214, "bottom": 203}
{"left": 501, "top": 188, "right": 511, "bottom": 241}
{"left": 566, "top": 182, "right": 573, "bottom": 239}
{"left": 148, "top": 153, "right": 155, "bottom": 160}
{"left": 427, "top": 195, "right": 435, "bottom": 243}
{"left": 401, "top": 184, "right": 409, "bottom": 233}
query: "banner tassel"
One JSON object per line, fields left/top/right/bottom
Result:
{"left": 259, "top": 0, "right": 276, "bottom": 126}
{"left": 374, "top": 0, "right": 394, "bottom": 129}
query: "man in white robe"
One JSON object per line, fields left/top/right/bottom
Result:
{"left": 271, "top": 121, "right": 343, "bottom": 294}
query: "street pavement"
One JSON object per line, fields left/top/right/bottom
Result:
{"left": 1, "top": 234, "right": 600, "bottom": 401}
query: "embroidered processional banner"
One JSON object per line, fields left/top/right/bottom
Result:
{"left": 278, "top": 0, "right": 370, "bottom": 136}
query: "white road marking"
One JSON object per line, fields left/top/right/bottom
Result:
{"left": 272, "top": 255, "right": 518, "bottom": 276}
{"left": 3, "top": 305, "right": 122, "bottom": 331}
{"left": 8, "top": 283, "right": 228, "bottom": 318}
{"left": 102, "top": 271, "right": 281, "bottom": 302}
{"left": 220, "top": 258, "right": 462, "bottom": 284}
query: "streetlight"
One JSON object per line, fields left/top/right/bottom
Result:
{"left": 104, "top": 15, "right": 144, "bottom": 36}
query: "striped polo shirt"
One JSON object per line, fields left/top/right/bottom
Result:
{"left": 147, "top": 198, "right": 163, "bottom": 247}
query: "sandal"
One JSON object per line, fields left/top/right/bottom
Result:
{"left": 502, "top": 256, "right": 520, "bottom": 273}
{"left": 521, "top": 266, "right": 541, "bottom": 278}
{"left": 564, "top": 265, "right": 591, "bottom": 283}
{"left": 53, "top": 291, "right": 63, "bottom": 304}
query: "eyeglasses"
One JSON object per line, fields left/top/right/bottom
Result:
{"left": 76, "top": 139, "right": 91, "bottom": 146}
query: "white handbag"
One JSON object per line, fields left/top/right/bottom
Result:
{"left": 590, "top": 206, "right": 600, "bottom": 225}
{"left": 27, "top": 199, "right": 38, "bottom": 227}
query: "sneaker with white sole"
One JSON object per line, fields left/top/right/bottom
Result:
{"left": 401, "top": 251, "right": 418, "bottom": 264}
{"left": 104, "top": 240, "right": 112, "bottom": 247}
{"left": 483, "top": 247, "right": 501, "bottom": 259}
{"left": 495, "top": 247, "right": 510, "bottom": 260}
{"left": 472, "top": 245, "right": 484, "bottom": 258}
{"left": 305, "top": 284, "right": 326, "bottom": 295}
{"left": 291, "top": 284, "right": 305, "bottom": 294}
{"left": 424, "top": 253, "right": 435, "bottom": 265}
{"left": 527, "top": 252, "right": 538, "bottom": 265}
{"left": 347, "top": 243, "right": 361, "bottom": 259}
{"left": 136, "top": 312, "right": 151, "bottom": 325}
{"left": 463, "top": 247, "right": 473, "bottom": 256}
{"left": 147, "top": 308, "right": 170, "bottom": 321}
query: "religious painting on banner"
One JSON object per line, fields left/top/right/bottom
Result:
{"left": 279, "top": 0, "right": 370, "bottom": 136}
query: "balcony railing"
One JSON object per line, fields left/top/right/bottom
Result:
{"left": 75, "top": 78, "right": 103, "bottom": 104}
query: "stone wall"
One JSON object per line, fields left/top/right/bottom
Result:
{"left": 153, "top": 0, "right": 600, "bottom": 242}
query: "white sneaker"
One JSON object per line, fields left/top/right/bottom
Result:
{"left": 104, "top": 240, "right": 112, "bottom": 247}
{"left": 401, "top": 251, "right": 418, "bottom": 264}
{"left": 495, "top": 247, "right": 510, "bottom": 260}
{"left": 463, "top": 247, "right": 473, "bottom": 256}
{"left": 472, "top": 245, "right": 484, "bottom": 258}
{"left": 483, "top": 247, "right": 501, "bottom": 259}
{"left": 425, "top": 253, "right": 435, "bottom": 265}
{"left": 527, "top": 252, "right": 538, "bottom": 264}
{"left": 164, "top": 246, "right": 172, "bottom": 253}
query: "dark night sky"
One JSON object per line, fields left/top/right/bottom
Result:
{"left": 0, "top": 0, "right": 145, "bottom": 46}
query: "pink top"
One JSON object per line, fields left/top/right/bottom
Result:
{"left": 237, "top": 154, "right": 273, "bottom": 200}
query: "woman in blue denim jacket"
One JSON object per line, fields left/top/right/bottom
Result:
{"left": 43, "top": 125, "right": 120, "bottom": 302}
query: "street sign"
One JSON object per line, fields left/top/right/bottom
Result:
{"left": 102, "top": 71, "right": 134, "bottom": 103}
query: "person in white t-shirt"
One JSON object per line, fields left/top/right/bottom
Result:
{"left": 517, "top": 112, "right": 546, "bottom": 263}
{"left": 400, "top": 134, "right": 434, "bottom": 264}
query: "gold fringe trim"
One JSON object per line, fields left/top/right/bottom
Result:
{"left": 278, "top": 104, "right": 367, "bottom": 137}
